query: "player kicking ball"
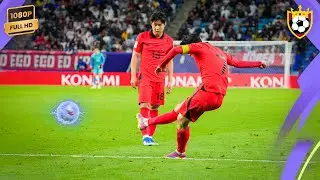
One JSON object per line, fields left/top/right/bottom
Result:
{"left": 90, "top": 48, "right": 106, "bottom": 89}
{"left": 137, "top": 34, "right": 266, "bottom": 158}
{"left": 130, "top": 12, "right": 174, "bottom": 146}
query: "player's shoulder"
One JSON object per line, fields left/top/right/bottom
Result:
{"left": 163, "top": 33, "right": 173, "bottom": 42}
{"left": 192, "top": 42, "right": 212, "bottom": 49}
{"left": 137, "top": 31, "right": 150, "bottom": 39}
{"left": 188, "top": 42, "right": 215, "bottom": 54}
{"left": 188, "top": 42, "right": 203, "bottom": 48}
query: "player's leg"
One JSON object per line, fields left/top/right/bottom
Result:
{"left": 166, "top": 114, "right": 191, "bottom": 159}
{"left": 137, "top": 80, "right": 155, "bottom": 145}
{"left": 146, "top": 81, "right": 166, "bottom": 137}
{"left": 97, "top": 71, "right": 103, "bottom": 89}
{"left": 146, "top": 104, "right": 159, "bottom": 144}
{"left": 164, "top": 92, "right": 203, "bottom": 159}
{"left": 166, "top": 90, "right": 224, "bottom": 158}
{"left": 91, "top": 71, "right": 98, "bottom": 89}
{"left": 137, "top": 102, "right": 182, "bottom": 129}
{"left": 139, "top": 103, "right": 156, "bottom": 145}
{"left": 137, "top": 100, "right": 193, "bottom": 158}
{"left": 137, "top": 87, "right": 197, "bottom": 129}
{"left": 137, "top": 103, "right": 162, "bottom": 146}
{"left": 95, "top": 75, "right": 99, "bottom": 88}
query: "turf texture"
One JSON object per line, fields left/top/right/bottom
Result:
{"left": 0, "top": 86, "right": 319, "bottom": 180}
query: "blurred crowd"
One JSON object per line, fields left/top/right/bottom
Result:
{"left": 28, "top": 0, "right": 182, "bottom": 52}
{"left": 177, "top": 0, "right": 291, "bottom": 41}
{"left": 177, "top": 0, "right": 318, "bottom": 72}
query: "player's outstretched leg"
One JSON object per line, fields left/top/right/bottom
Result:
{"left": 166, "top": 114, "right": 191, "bottom": 159}
{"left": 137, "top": 102, "right": 183, "bottom": 130}
{"left": 137, "top": 110, "right": 178, "bottom": 129}
{"left": 137, "top": 109, "right": 177, "bottom": 146}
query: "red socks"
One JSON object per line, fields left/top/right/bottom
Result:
{"left": 148, "top": 110, "right": 178, "bottom": 125}
{"left": 140, "top": 108, "right": 149, "bottom": 136}
{"left": 177, "top": 127, "right": 190, "bottom": 153}
{"left": 139, "top": 108, "right": 159, "bottom": 137}
{"left": 141, "top": 108, "right": 178, "bottom": 137}
{"left": 148, "top": 110, "right": 158, "bottom": 136}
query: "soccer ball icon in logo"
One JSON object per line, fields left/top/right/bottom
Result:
{"left": 291, "top": 16, "right": 310, "bottom": 33}
{"left": 52, "top": 100, "right": 82, "bottom": 125}
{"left": 287, "top": 5, "right": 313, "bottom": 39}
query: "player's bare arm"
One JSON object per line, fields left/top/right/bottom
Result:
{"left": 130, "top": 50, "right": 141, "bottom": 89}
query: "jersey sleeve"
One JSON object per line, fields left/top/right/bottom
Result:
{"left": 101, "top": 54, "right": 106, "bottom": 64}
{"left": 225, "top": 53, "right": 262, "bottom": 68}
{"left": 133, "top": 33, "right": 143, "bottom": 53}
{"left": 90, "top": 55, "right": 94, "bottom": 67}
{"left": 158, "top": 43, "right": 201, "bottom": 68}
{"left": 186, "top": 43, "right": 201, "bottom": 54}
{"left": 166, "top": 38, "right": 174, "bottom": 53}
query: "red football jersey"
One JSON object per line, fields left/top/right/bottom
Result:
{"left": 188, "top": 42, "right": 229, "bottom": 94}
{"left": 159, "top": 42, "right": 262, "bottom": 95}
{"left": 186, "top": 42, "right": 262, "bottom": 95}
{"left": 134, "top": 31, "right": 173, "bottom": 82}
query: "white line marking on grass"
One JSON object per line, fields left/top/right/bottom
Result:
{"left": 0, "top": 153, "right": 316, "bottom": 164}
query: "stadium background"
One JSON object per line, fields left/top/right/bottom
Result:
{"left": 0, "top": 0, "right": 320, "bottom": 179}
{"left": 0, "top": 0, "right": 318, "bottom": 88}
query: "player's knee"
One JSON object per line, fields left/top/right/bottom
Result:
{"left": 140, "top": 103, "right": 150, "bottom": 109}
{"left": 177, "top": 114, "right": 190, "bottom": 130}
{"left": 150, "top": 104, "right": 160, "bottom": 110}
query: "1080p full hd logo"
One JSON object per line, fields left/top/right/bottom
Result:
{"left": 287, "top": 5, "right": 313, "bottom": 39}
{"left": 4, "top": 5, "right": 39, "bottom": 36}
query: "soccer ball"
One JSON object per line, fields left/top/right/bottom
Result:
{"left": 291, "top": 16, "right": 310, "bottom": 33}
{"left": 54, "top": 101, "right": 81, "bottom": 125}
{"left": 60, "top": 103, "right": 76, "bottom": 122}
{"left": 52, "top": 100, "right": 82, "bottom": 125}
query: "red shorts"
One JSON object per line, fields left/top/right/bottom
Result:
{"left": 178, "top": 85, "right": 224, "bottom": 122}
{"left": 138, "top": 79, "right": 165, "bottom": 105}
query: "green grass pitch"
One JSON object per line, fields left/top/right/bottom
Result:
{"left": 0, "top": 86, "right": 319, "bottom": 180}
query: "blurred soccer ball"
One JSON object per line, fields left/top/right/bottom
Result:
{"left": 61, "top": 103, "right": 76, "bottom": 122}
{"left": 291, "top": 16, "right": 310, "bottom": 33}
{"left": 56, "top": 101, "right": 80, "bottom": 124}
{"left": 52, "top": 100, "right": 82, "bottom": 125}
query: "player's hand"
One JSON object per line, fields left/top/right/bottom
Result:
{"left": 130, "top": 76, "right": 138, "bottom": 89}
{"left": 166, "top": 82, "right": 173, "bottom": 94}
{"left": 259, "top": 62, "right": 267, "bottom": 69}
{"left": 155, "top": 66, "right": 166, "bottom": 75}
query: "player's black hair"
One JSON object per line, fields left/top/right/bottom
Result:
{"left": 180, "top": 34, "right": 202, "bottom": 45}
{"left": 150, "top": 11, "right": 167, "bottom": 24}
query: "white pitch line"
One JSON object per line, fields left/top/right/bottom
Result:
{"left": 0, "top": 153, "right": 317, "bottom": 164}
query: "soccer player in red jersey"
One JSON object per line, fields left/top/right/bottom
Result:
{"left": 130, "top": 12, "right": 174, "bottom": 146}
{"left": 137, "top": 34, "right": 266, "bottom": 158}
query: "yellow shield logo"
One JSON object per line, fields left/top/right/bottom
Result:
{"left": 287, "top": 5, "right": 313, "bottom": 39}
